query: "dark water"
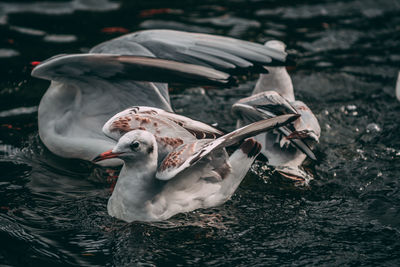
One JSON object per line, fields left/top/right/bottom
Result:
{"left": 1, "top": 0, "right": 400, "bottom": 266}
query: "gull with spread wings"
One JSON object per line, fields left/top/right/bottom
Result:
{"left": 32, "top": 30, "right": 292, "bottom": 166}
{"left": 94, "top": 113, "right": 298, "bottom": 222}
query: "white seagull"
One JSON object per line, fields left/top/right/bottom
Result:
{"left": 101, "top": 106, "right": 224, "bottom": 165}
{"left": 31, "top": 30, "right": 292, "bottom": 166}
{"left": 232, "top": 40, "right": 320, "bottom": 184}
{"left": 93, "top": 113, "right": 299, "bottom": 222}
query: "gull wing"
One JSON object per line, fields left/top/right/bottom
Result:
{"left": 290, "top": 101, "right": 321, "bottom": 142}
{"left": 102, "top": 106, "right": 223, "bottom": 141}
{"left": 156, "top": 114, "right": 299, "bottom": 180}
{"left": 139, "top": 106, "right": 224, "bottom": 139}
{"left": 31, "top": 53, "right": 234, "bottom": 86}
{"left": 31, "top": 53, "right": 234, "bottom": 114}
{"left": 232, "top": 91, "right": 317, "bottom": 160}
{"left": 232, "top": 91, "right": 297, "bottom": 120}
{"left": 102, "top": 106, "right": 224, "bottom": 159}
{"left": 91, "top": 29, "right": 291, "bottom": 73}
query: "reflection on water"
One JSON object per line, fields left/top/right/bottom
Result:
{"left": 1, "top": 0, "right": 400, "bottom": 266}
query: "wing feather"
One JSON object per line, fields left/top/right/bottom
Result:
{"left": 90, "top": 30, "right": 290, "bottom": 73}
{"left": 102, "top": 106, "right": 223, "bottom": 141}
{"left": 31, "top": 54, "right": 234, "bottom": 86}
{"left": 156, "top": 114, "right": 299, "bottom": 180}
{"left": 232, "top": 91, "right": 317, "bottom": 160}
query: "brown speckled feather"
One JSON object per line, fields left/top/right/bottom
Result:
{"left": 156, "top": 114, "right": 299, "bottom": 180}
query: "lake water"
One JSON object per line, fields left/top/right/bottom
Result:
{"left": 1, "top": 0, "right": 400, "bottom": 266}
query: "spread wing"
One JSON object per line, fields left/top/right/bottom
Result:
{"left": 139, "top": 106, "right": 224, "bottom": 139}
{"left": 32, "top": 54, "right": 234, "bottom": 86}
{"left": 156, "top": 114, "right": 300, "bottom": 180}
{"left": 31, "top": 53, "right": 234, "bottom": 112}
{"left": 91, "top": 29, "right": 292, "bottom": 73}
{"left": 232, "top": 91, "right": 317, "bottom": 160}
{"left": 32, "top": 30, "right": 294, "bottom": 118}
{"left": 102, "top": 106, "right": 224, "bottom": 159}
{"left": 102, "top": 106, "right": 223, "bottom": 141}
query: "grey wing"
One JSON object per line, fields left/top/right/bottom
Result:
{"left": 156, "top": 114, "right": 299, "bottom": 180}
{"left": 90, "top": 29, "right": 291, "bottom": 73}
{"left": 232, "top": 91, "right": 317, "bottom": 160}
{"left": 233, "top": 91, "right": 297, "bottom": 122}
{"left": 87, "top": 29, "right": 292, "bottom": 110}
{"left": 90, "top": 36, "right": 170, "bottom": 105}
{"left": 32, "top": 54, "right": 235, "bottom": 111}
{"left": 32, "top": 53, "right": 234, "bottom": 86}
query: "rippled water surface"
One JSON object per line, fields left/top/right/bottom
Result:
{"left": 1, "top": 0, "right": 400, "bottom": 266}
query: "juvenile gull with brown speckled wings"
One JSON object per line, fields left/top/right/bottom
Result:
{"left": 94, "top": 114, "right": 299, "bottom": 222}
{"left": 102, "top": 106, "right": 224, "bottom": 164}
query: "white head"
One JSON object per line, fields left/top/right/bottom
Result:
{"left": 264, "top": 40, "right": 286, "bottom": 52}
{"left": 93, "top": 130, "right": 157, "bottom": 163}
{"left": 253, "top": 39, "right": 294, "bottom": 101}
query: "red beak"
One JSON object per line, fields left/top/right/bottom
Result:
{"left": 92, "top": 150, "right": 122, "bottom": 162}
{"left": 30, "top": 61, "right": 41, "bottom": 67}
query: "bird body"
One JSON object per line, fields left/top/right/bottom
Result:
{"left": 106, "top": 138, "right": 250, "bottom": 222}
{"left": 233, "top": 40, "right": 320, "bottom": 183}
{"left": 94, "top": 114, "right": 298, "bottom": 222}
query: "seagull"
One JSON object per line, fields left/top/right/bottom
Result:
{"left": 31, "top": 30, "right": 292, "bottom": 166}
{"left": 93, "top": 113, "right": 299, "bottom": 222}
{"left": 101, "top": 106, "right": 224, "bottom": 165}
{"left": 232, "top": 40, "right": 320, "bottom": 184}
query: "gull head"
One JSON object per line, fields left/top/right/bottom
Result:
{"left": 264, "top": 40, "right": 286, "bottom": 52}
{"left": 93, "top": 130, "right": 157, "bottom": 162}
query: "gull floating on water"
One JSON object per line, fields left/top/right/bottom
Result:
{"left": 232, "top": 40, "right": 320, "bottom": 184}
{"left": 93, "top": 113, "right": 298, "bottom": 222}
{"left": 31, "top": 30, "right": 291, "bottom": 166}
{"left": 102, "top": 106, "right": 224, "bottom": 165}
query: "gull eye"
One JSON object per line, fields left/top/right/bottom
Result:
{"left": 130, "top": 141, "right": 140, "bottom": 150}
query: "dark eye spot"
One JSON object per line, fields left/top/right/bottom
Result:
{"left": 147, "top": 145, "right": 154, "bottom": 154}
{"left": 130, "top": 141, "right": 140, "bottom": 150}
